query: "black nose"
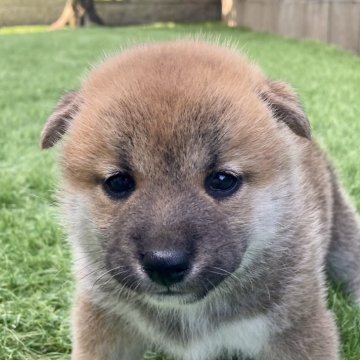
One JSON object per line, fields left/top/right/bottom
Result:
{"left": 142, "top": 250, "right": 190, "bottom": 287}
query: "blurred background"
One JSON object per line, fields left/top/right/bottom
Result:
{"left": 1, "top": 0, "right": 360, "bottom": 53}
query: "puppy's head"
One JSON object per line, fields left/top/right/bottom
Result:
{"left": 41, "top": 41, "right": 310, "bottom": 305}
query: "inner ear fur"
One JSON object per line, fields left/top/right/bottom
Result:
{"left": 260, "top": 80, "right": 311, "bottom": 139}
{"left": 40, "top": 91, "right": 80, "bottom": 149}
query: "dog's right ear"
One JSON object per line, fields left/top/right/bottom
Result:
{"left": 40, "top": 91, "right": 80, "bottom": 149}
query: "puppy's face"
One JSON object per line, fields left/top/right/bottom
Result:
{"left": 41, "top": 42, "right": 310, "bottom": 304}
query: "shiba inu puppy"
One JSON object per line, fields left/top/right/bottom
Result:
{"left": 40, "top": 41, "right": 360, "bottom": 360}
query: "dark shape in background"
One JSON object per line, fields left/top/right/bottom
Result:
{"left": 50, "top": 0, "right": 104, "bottom": 29}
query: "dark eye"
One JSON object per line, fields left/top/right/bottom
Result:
{"left": 205, "top": 172, "right": 242, "bottom": 198}
{"left": 103, "top": 173, "right": 135, "bottom": 199}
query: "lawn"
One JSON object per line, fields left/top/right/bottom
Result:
{"left": 0, "top": 22, "right": 359, "bottom": 360}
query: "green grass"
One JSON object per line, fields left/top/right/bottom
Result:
{"left": 0, "top": 26, "right": 48, "bottom": 35}
{"left": 0, "top": 22, "right": 359, "bottom": 360}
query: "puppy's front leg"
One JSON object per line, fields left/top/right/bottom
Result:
{"left": 71, "top": 292, "right": 146, "bottom": 360}
{"left": 259, "top": 309, "right": 339, "bottom": 360}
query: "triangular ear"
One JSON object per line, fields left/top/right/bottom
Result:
{"left": 260, "top": 81, "right": 311, "bottom": 139}
{"left": 40, "top": 91, "right": 80, "bottom": 149}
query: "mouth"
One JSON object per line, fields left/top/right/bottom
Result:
{"left": 146, "top": 288, "right": 200, "bottom": 305}
{"left": 156, "top": 289, "right": 185, "bottom": 296}
{"left": 107, "top": 260, "right": 229, "bottom": 303}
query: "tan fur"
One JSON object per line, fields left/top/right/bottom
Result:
{"left": 72, "top": 292, "right": 146, "bottom": 360}
{"left": 40, "top": 41, "right": 360, "bottom": 360}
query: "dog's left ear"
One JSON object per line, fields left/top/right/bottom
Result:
{"left": 40, "top": 91, "right": 80, "bottom": 149}
{"left": 260, "top": 81, "right": 311, "bottom": 139}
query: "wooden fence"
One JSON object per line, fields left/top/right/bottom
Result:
{"left": 222, "top": 0, "right": 360, "bottom": 53}
{"left": 0, "top": 0, "right": 221, "bottom": 27}
{"left": 96, "top": 0, "right": 220, "bottom": 25}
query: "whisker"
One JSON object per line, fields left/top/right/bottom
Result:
{"left": 98, "top": 268, "right": 129, "bottom": 289}
{"left": 110, "top": 272, "right": 135, "bottom": 301}
{"left": 76, "top": 258, "right": 105, "bottom": 274}
{"left": 132, "top": 280, "right": 143, "bottom": 293}
{"left": 208, "top": 270, "right": 227, "bottom": 277}
{"left": 212, "top": 266, "right": 242, "bottom": 283}
{"left": 73, "top": 253, "right": 105, "bottom": 263}
{"left": 78, "top": 265, "right": 106, "bottom": 282}
{"left": 74, "top": 249, "right": 106, "bottom": 255}
{"left": 213, "top": 241, "right": 242, "bottom": 252}
{"left": 92, "top": 266, "right": 126, "bottom": 288}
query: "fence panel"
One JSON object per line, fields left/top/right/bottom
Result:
{"left": 222, "top": 0, "right": 360, "bottom": 53}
